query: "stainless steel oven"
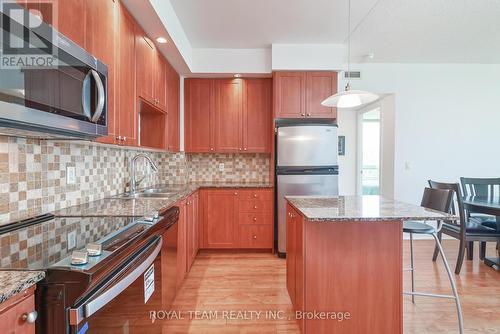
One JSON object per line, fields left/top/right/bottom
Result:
{"left": 0, "top": 4, "right": 108, "bottom": 138}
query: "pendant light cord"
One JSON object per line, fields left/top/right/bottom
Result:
{"left": 346, "top": 0, "right": 352, "bottom": 91}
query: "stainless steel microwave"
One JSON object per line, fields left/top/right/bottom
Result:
{"left": 0, "top": 5, "right": 108, "bottom": 139}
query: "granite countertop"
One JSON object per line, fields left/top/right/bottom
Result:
{"left": 54, "top": 182, "right": 272, "bottom": 218}
{"left": 0, "top": 271, "right": 45, "bottom": 304}
{"left": 286, "top": 195, "right": 457, "bottom": 222}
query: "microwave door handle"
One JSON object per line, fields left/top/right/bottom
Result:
{"left": 68, "top": 237, "right": 162, "bottom": 326}
{"left": 81, "top": 70, "right": 92, "bottom": 120}
{"left": 90, "top": 69, "right": 105, "bottom": 123}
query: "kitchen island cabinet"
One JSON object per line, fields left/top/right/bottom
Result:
{"left": 285, "top": 196, "right": 455, "bottom": 334}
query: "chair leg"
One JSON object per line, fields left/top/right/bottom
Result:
{"left": 432, "top": 230, "right": 442, "bottom": 261}
{"left": 410, "top": 233, "right": 415, "bottom": 303}
{"left": 455, "top": 239, "right": 466, "bottom": 275}
{"left": 432, "top": 233, "right": 464, "bottom": 334}
{"left": 480, "top": 242, "right": 486, "bottom": 260}
{"left": 466, "top": 241, "right": 474, "bottom": 260}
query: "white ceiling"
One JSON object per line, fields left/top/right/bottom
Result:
{"left": 169, "top": 0, "right": 500, "bottom": 63}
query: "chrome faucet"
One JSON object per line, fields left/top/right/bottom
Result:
{"left": 129, "top": 154, "right": 159, "bottom": 194}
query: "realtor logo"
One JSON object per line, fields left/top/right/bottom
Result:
{"left": 0, "top": 0, "right": 57, "bottom": 68}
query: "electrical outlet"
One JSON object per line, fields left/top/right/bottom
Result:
{"left": 218, "top": 163, "right": 225, "bottom": 172}
{"left": 66, "top": 166, "right": 76, "bottom": 184}
{"left": 68, "top": 230, "right": 76, "bottom": 250}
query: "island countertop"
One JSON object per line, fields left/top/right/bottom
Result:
{"left": 286, "top": 195, "right": 456, "bottom": 222}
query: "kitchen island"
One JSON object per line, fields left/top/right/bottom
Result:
{"left": 285, "top": 196, "right": 454, "bottom": 334}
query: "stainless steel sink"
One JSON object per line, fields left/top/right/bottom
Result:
{"left": 111, "top": 187, "right": 182, "bottom": 199}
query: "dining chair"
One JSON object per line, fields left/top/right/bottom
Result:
{"left": 403, "top": 187, "right": 463, "bottom": 334}
{"left": 460, "top": 177, "right": 500, "bottom": 259}
{"left": 429, "top": 180, "right": 500, "bottom": 274}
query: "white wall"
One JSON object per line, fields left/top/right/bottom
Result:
{"left": 272, "top": 44, "right": 345, "bottom": 71}
{"left": 338, "top": 63, "right": 500, "bottom": 204}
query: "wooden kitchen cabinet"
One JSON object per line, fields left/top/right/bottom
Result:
{"left": 176, "top": 198, "right": 187, "bottom": 290}
{"left": 116, "top": 2, "right": 137, "bottom": 146}
{"left": 154, "top": 52, "right": 167, "bottom": 111}
{"left": 306, "top": 72, "right": 337, "bottom": 118}
{"left": 203, "top": 189, "right": 239, "bottom": 248}
{"left": 286, "top": 203, "right": 304, "bottom": 330}
{"left": 184, "top": 79, "right": 215, "bottom": 152}
{"left": 186, "top": 192, "right": 199, "bottom": 271}
{"left": 166, "top": 62, "right": 180, "bottom": 152}
{"left": 0, "top": 286, "right": 37, "bottom": 334}
{"left": 200, "top": 188, "right": 274, "bottom": 250}
{"left": 243, "top": 79, "right": 272, "bottom": 153}
{"left": 135, "top": 30, "right": 155, "bottom": 105}
{"left": 274, "top": 71, "right": 338, "bottom": 119}
{"left": 185, "top": 78, "right": 272, "bottom": 153}
{"left": 214, "top": 79, "right": 243, "bottom": 152}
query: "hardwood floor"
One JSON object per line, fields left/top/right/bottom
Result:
{"left": 165, "top": 240, "right": 499, "bottom": 333}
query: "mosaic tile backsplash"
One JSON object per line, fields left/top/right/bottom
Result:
{"left": 0, "top": 136, "right": 270, "bottom": 225}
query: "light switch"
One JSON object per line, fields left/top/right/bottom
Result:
{"left": 218, "top": 163, "right": 225, "bottom": 172}
{"left": 68, "top": 230, "right": 76, "bottom": 250}
{"left": 404, "top": 161, "right": 411, "bottom": 171}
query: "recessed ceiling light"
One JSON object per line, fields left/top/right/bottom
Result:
{"left": 156, "top": 37, "right": 168, "bottom": 44}
{"left": 234, "top": 74, "right": 242, "bottom": 78}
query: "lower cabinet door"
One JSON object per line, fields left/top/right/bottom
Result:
{"left": 204, "top": 190, "right": 238, "bottom": 248}
{"left": 238, "top": 225, "right": 273, "bottom": 249}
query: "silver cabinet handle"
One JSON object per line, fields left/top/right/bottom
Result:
{"left": 91, "top": 70, "right": 105, "bottom": 123}
{"left": 21, "top": 311, "right": 38, "bottom": 323}
{"left": 252, "top": 235, "right": 257, "bottom": 240}
{"left": 301, "top": 113, "right": 305, "bottom": 116}
{"left": 306, "top": 113, "right": 311, "bottom": 117}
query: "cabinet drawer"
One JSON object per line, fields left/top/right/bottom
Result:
{"left": 239, "top": 213, "right": 273, "bottom": 225}
{"left": 239, "top": 225, "right": 273, "bottom": 248}
{"left": 238, "top": 189, "right": 273, "bottom": 201}
{"left": 239, "top": 200, "right": 273, "bottom": 213}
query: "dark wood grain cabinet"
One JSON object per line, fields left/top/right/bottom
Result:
{"left": 0, "top": 286, "right": 37, "bottom": 334}
{"left": 274, "top": 71, "right": 338, "bottom": 119}
{"left": 166, "top": 62, "right": 180, "bottom": 152}
{"left": 185, "top": 78, "right": 272, "bottom": 153}
{"left": 186, "top": 191, "right": 199, "bottom": 271}
{"left": 184, "top": 79, "right": 215, "bottom": 152}
{"left": 200, "top": 188, "right": 273, "bottom": 250}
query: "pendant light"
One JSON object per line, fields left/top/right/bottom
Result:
{"left": 321, "top": 0, "right": 378, "bottom": 109}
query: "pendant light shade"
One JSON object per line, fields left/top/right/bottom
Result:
{"left": 321, "top": 85, "right": 379, "bottom": 108}
{"left": 322, "top": 0, "right": 378, "bottom": 109}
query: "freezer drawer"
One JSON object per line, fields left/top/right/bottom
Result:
{"left": 277, "top": 174, "right": 339, "bottom": 254}
{"left": 277, "top": 125, "right": 338, "bottom": 167}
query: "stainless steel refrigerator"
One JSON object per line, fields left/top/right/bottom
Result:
{"left": 276, "top": 124, "right": 339, "bottom": 256}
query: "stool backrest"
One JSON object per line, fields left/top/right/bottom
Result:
{"left": 428, "top": 180, "right": 466, "bottom": 236}
{"left": 420, "top": 187, "right": 453, "bottom": 213}
{"left": 460, "top": 177, "right": 500, "bottom": 198}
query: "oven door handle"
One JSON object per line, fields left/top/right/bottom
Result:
{"left": 69, "top": 236, "right": 162, "bottom": 325}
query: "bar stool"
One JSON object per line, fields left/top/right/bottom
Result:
{"left": 404, "top": 187, "right": 464, "bottom": 334}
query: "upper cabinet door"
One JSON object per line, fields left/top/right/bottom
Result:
{"left": 135, "top": 30, "right": 155, "bottom": 104}
{"left": 86, "top": 0, "right": 117, "bottom": 143}
{"left": 34, "top": 0, "right": 86, "bottom": 48}
{"left": 185, "top": 79, "right": 215, "bottom": 152}
{"left": 274, "top": 72, "right": 306, "bottom": 118}
{"left": 243, "top": 79, "right": 272, "bottom": 153}
{"left": 306, "top": 72, "right": 338, "bottom": 118}
{"left": 166, "top": 62, "right": 180, "bottom": 152}
{"left": 117, "top": 3, "right": 136, "bottom": 146}
{"left": 154, "top": 52, "right": 167, "bottom": 111}
{"left": 215, "top": 79, "right": 243, "bottom": 152}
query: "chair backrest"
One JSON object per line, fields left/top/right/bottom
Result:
{"left": 428, "top": 180, "right": 466, "bottom": 235}
{"left": 460, "top": 177, "right": 500, "bottom": 198}
{"left": 420, "top": 187, "right": 453, "bottom": 213}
